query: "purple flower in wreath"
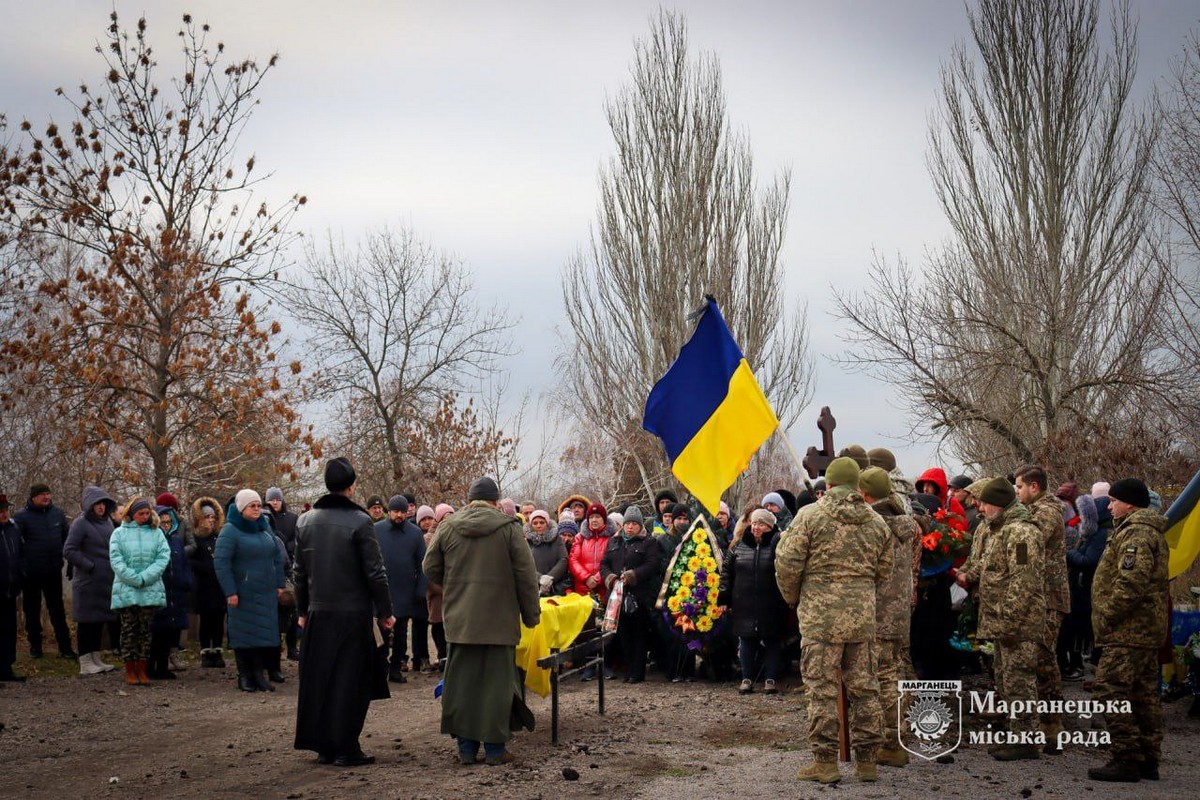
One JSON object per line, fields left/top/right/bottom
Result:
{"left": 692, "top": 585, "right": 708, "bottom": 602}
{"left": 695, "top": 569, "right": 707, "bottom": 582}
{"left": 682, "top": 602, "right": 697, "bottom": 616}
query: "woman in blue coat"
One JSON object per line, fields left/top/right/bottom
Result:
{"left": 214, "top": 489, "right": 285, "bottom": 693}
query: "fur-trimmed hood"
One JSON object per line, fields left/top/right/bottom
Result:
{"left": 191, "top": 496, "right": 225, "bottom": 538}
{"left": 556, "top": 494, "right": 592, "bottom": 518}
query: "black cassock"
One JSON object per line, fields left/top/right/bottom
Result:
{"left": 294, "top": 610, "right": 388, "bottom": 757}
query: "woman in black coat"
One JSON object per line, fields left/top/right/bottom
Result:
{"left": 719, "top": 508, "right": 789, "bottom": 694}
{"left": 188, "top": 497, "right": 228, "bottom": 668}
{"left": 600, "top": 506, "right": 660, "bottom": 683}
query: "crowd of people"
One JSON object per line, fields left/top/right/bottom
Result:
{"left": 0, "top": 444, "right": 1184, "bottom": 783}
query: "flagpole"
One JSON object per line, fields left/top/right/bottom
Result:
{"left": 773, "top": 427, "right": 814, "bottom": 492}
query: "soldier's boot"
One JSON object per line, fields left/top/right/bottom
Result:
{"left": 991, "top": 744, "right": 1040, "bottom": 761}
{"left": 877, "top": 747, "right": 909, "bottom": 767}
{"left": 855, "top": 761, "right": 878, "bottom": 782}
{"left": 797, "top": 759, "right": 841, "bottom": 784}
{"left": 1087, "top": 759, "right": 1140, "bottom": 782}
{"left": 1138, "top": 760, "right": 1159, "bottom": 781}
{"left": 1041, "top": 721, "right": 1063, "bottom": 756}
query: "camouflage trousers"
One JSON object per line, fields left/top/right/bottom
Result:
{"left": 876, "top": 639, "right": 911, "bottom": 749}
{"left": 1094, "top": 646, "right": 1162, "bottom": 764}
{"left": 993, "top": 639, "right": 1039, "bottom": 734}
{"left": 1035, "top": 610, "right": 1065, "bottom": 727}
{"left": 801, "top": 639, "right": 882, "bottom": 760}
{"left": 118, "top": 607, "right": 155, "bottom": 662}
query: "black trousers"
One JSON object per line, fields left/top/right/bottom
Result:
{"left": 22, "top": 571, "right": 73, "bottom": 652}
{"left": 617, "top": 609, "right": 650, "bottom": 681}
{"left": 411, "top": 617, "right": 429, "bottom": 663}
{"left": 77, "top": 621, "right": 121, "bottom": 654}
{"left": 198, "top": 609, "right": 226, "bottom": 650}
{"left": 0, "top": 594, "right": 17, "bottom": 671}
{"left": 431, "top": 622, "right": 447, "bottom": 660}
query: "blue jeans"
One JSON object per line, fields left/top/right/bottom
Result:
{"left": 457, "top": 737, "right": 505, "bottom": 759}
{"left": 738, "top": 636, "right": 782, "bottom": 681}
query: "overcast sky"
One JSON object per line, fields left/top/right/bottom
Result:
{"left": 3, "top": 1, "right": 1197, "bottom": 482}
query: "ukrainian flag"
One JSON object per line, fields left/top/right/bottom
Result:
{"left": 1166, "top": 468, "right": 1200, "bottom": 578}
{"left": 642, "top": 297, "right": 779, "bottom": 515}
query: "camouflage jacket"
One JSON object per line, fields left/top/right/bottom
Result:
{"left": 976, "top": 502, "right": 1045, "bottom": 642}
{"left": 958, "top": 514, "right": 992, "bottom": 588}
{"left": 1025, "top": 491, "right": 1070, "bottom": 613}
{"left": 871, "top": 496, "right": 918, "bottom": 641}
{"left": 775, "top": 488, "right": 892, "bottom": 643}
{"left": 1092, "top": 508, "right": 1169, "bottom": 649}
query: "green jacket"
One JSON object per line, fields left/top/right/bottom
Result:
{"left": 1092, "top": 508, "right": 1169, "bottom": 650}
{"left": 1024, "top": 491, "right": 1070, "bottom": 614}
{"left": 423, "top": 501, "right": 540, "bottom": 646}
{"left": 976, "top": 502, "right": 1044, "bottom": 642}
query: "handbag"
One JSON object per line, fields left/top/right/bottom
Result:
{"left": 278, "top": 581, "right": 296, "bottom": 608}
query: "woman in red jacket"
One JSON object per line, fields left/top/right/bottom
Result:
{"left": 915, "top": 467, "right": 968, "bottom": 521}
{"left": 568, "top": 502, "right": 614, "bottom": 598}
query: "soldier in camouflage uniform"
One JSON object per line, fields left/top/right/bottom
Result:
{"left": 953, "top": 478, "right": 994, "bottom": 591}
{"left": 859, "top": 467, "right": 919, "bottom": 768}
{"left": 975, "top": 477, "right": 1045, "bottom": 761}
{"left": 1088, "top": 478, "right": 1169, "bottom": 783}
{"left": 775, "top": 457, "right": 892, "bottom": 785}
{"left": 1015, "top": 466, "right": 1069, "bottom": 751}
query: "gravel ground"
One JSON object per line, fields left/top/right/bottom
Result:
{"left": 1, "top": 655, "right": 1198, "bottom": 799}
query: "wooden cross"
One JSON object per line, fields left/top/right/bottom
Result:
{"left": 801, "top": 406, "right": 837, "bottom": 479}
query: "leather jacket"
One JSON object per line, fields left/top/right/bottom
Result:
{"left": 293, "top": 493, "right": 392, "bottom": 618}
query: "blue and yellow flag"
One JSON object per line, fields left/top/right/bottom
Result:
{"left": 1167, "top": 468, "right": 1200, "bottom": 579}
{"left": 642, "top": 298, "right": 779, "bottom": 515}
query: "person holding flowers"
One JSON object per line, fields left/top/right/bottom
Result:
{"left": 718, "top": 507, "right": 789, "bottom": 695}
{"left": 600, "top": 506, "right": 660, "bottom": 682}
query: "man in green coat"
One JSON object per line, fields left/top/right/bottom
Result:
{"left": 423, "top": 477, "right": 540, "bottom": 766}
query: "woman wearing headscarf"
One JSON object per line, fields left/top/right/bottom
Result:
{"left": 189, "top": 496, "right": 227, "bottom": 668}
{"left": 720, "top": 508, "right": 789, "bottom": 695}
{"left": 64, "top": 486, "right": 120, "bottom": 675}
{"left": 600, "top": 506, "right": 660, "bottom": 682}
{"left": 568, "top": 502, "right": 613, "bottom": 598}
{"left": 109, "top": 498, "right": 170, "bottom": 686}
{"left": 525, "top": 510, "right": 568, "bottom": 596}
{"left": 423, "top": 503, "right": 455, "bottom": 671}
{"left": 214, "top": 489, "right": 285, "bottom": 692}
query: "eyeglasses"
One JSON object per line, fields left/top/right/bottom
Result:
{"left": 246, "top": 502, "right": 262, "bottom": 508}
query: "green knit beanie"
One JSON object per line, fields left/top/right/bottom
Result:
{"left": 978, "top": 477, "right": 1016, "bottom": 507}
{"left": 867, "top": 447, "right": 897, "bottom": 472}
{"left": 825, "top": 456, "right": 861, "bottom": 489}
{"left": 858, "top": 467, "right": 892, "bottom": 501}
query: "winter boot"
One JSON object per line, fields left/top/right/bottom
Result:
{"left": 1188, "top": 695, "right": 1200, "bottom": 719}
{"left": 1087, "top": 759, "right": 1140, "bottom": 782}
{"left": 1041, "top": 721, "right": 1063, "bottom": 755}
{"left": 1139, "top": 760, "right": 1159, "bottom": 781}
{"left": 199, "top": 649, "right": 215, "bottom": 668}
{"left": 797, "top": 759, "right": 841, "bottom": 784}
{"left": 169, "top": 648, "right": 188, "bottom": 671}
{"left": 991, "top": 744, "right": 1040, "bottom": 761}
{"left": 92, "top": 652, "right": 116, "bottom": 672}
{"left": 855, "top": 761, "right": 878, "bottom": 782}
{"left": 877, "top": 747, "right": 909, "bottom": 767}
{"left": 79, "top": 653, "right": 106, "bottom": 676}
{"left": 738, "top": 679, "right": 753, "bottom": 695}
{"left": 213, "top": 649, "right": 227, "bottom": 669}
{"left": 135, "top": 659, "right": 152, "bottom": 686}
{"left": 252, "top": 650, "right": 275, "bottom": 691}
{"left": 124, "top": 661, "right": 139, "bottom": 686}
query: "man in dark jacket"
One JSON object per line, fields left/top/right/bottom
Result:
{"left": 0, "top": 495, "right": 26, "bottom": 681}
{"left": 293, "top": 458, "right": 394, "bottom": 768}
{"left": 423, "top": 476, "right": 540, "bottom": 766}
{"left": 266, "top": 487, "right": 301, "bottom": 660}
{"left": 601, "top": 506, "right": 660, "bottom": 683}
{"left": 377, "top": 495, "right": 428, "bottom": 681}
{"left": 15, "top": 483, "right": 75, "bottom": 659}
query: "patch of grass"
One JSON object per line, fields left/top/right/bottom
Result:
{"left": 663, "top": 766, "right": 698, "bottom": 778}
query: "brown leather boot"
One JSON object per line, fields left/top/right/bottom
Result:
{"left": 797, "top": 759, "right": 841, "bottom": 784}
{"left": 136, "top": 659, "right": 152, "bottom": 686}
{"left": 124, "top": 661, "right": 139, "bottom": 686}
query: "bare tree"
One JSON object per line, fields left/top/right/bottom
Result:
{"left": 834, "top": 0, "right": 1190, "bottom": 480}
{"left": 286, "top": 225, "right": 515, "bottom": 488}
{"left": 0, "top": 12, "right": 311, "bottom": 494}
{"left": 559, "top": 9, "right": 813, "bottom": 494}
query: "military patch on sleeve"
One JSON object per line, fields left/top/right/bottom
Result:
{"left": 1015, "top": 542, "right": 1028, "bottom": 565}
{"left": 1121, "top": 545, "right": 1137, "bottom": 570}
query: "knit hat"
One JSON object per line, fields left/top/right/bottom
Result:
{"left": 1108, "top": 478, "right": 1150, "bottom": 509}
{"left": 977, "top": 477, "right": 1016, "bottom": 507}
{"left": 467, "top": 477, "right": 501, "bottom": 502}
{"left": 584, "top": 501, "right": 608, "bottom": 520}
{"left": 127, "top": 498, "right": 151, "bottom": 516}
{"left": 201, "top": 505, "right": 216, "bottom": 518}
{"left": 558, "top": 508, "right": 575, "bottom": 523}
{"left": 867, "top": 447, "right": 897, "bottom": 472}
{"left": 154, "top": 505, "right": 172, "bottom": 516}
{"left": 155, "top": 491, "right": 179, "bottom": 509}
{"left": 434, "top": 503, "right": 455, "bottom": 522}
{"left": 388, "top": 495, "right": 409, "bottom": 513}
{"left": 858, "top": 467, "right": 892, "bottom": 501}
{"left": 949, "top": 475, "right": 972, "bottom": 491}
{"left": 761, "top": 492, "right": 786, "bottom": 510}
{"left": 324, "top": 457, "right": 356, "bottom": 492}
{"left": 825, "top": 456, "right": 861, "bottom": 488}
{"left": 366, "top": 495, "right": 385, "bottom": 510}
{"left": 669, "top": 503, "right": 690, "bottom": 520}
{"left": 499, "top": 497, "right": 516, "bottom": 515}
{"left": 838, "top": 445, "right": 870, "bottom": 470}
{"left": 1090, "top": 481, "right": 1111, "bottom": 499}
{"left": 1055, "top": 482, "right": 1079, "bottom": 503}
{"left": 415, "top": 505, "right": 435, "bottom": 524}
{"left": 265, "top": 487, "right": 284, "bottom": 503}
{"left": 235, "top": 489, "right": 262, "bottom": 513}
{"left": 750, "top": 508, "right": 777, "bottom": 528}
{"left": 623, "top": 506, "right": 645, "bottom": 527}
{"left": 556, "top": 519, "right": 579, "bottom": 537}
{"left": 29, "top": 482, "right": 51, "bottom": 499}
{"left": 529, "top": 510, "right": 550, "bottom": 525}
{"left": 608, "top": 511, "right": 624, "bottom": 529}
{"left": 719, "top": 501, "right": 730, "bottom": 516}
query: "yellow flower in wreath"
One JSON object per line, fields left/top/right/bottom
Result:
{"left": 675, "top": 585, "right": 690, "bottom": 601}
{"left": 667, "top": 596, "right": 682, "bottom": 613}
{"left": 695, "top": 542, "right": 711, "bottom": 558}
{"left": 680, "top": 572, "right": 695, "bottom": 588}
{"left": 687, "top": 556, "right": 702, "bottom": 572}
{"left": 691, "top": 529, "right": 706, "bottom": 544}
{"left": 703, "top": 557, "right": 718, "bottom": 572}
{"left": 696, "top": 616, "right": 713, "bottom": 632}
{"left": 705, "top": 572, "right": 720, "bottom": 589}
{"left": 710, "top": 606, "right": 725, "bottom": 620}
{"left": 707, "top": 588, "right": 720, "bottom": 604}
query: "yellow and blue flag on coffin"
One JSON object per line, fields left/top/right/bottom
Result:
{"left": 1167, "top": 468, "right": 1200, "bottom": 579}
{"left": 642, "top": 297, "right": 779, "bottom": 515}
